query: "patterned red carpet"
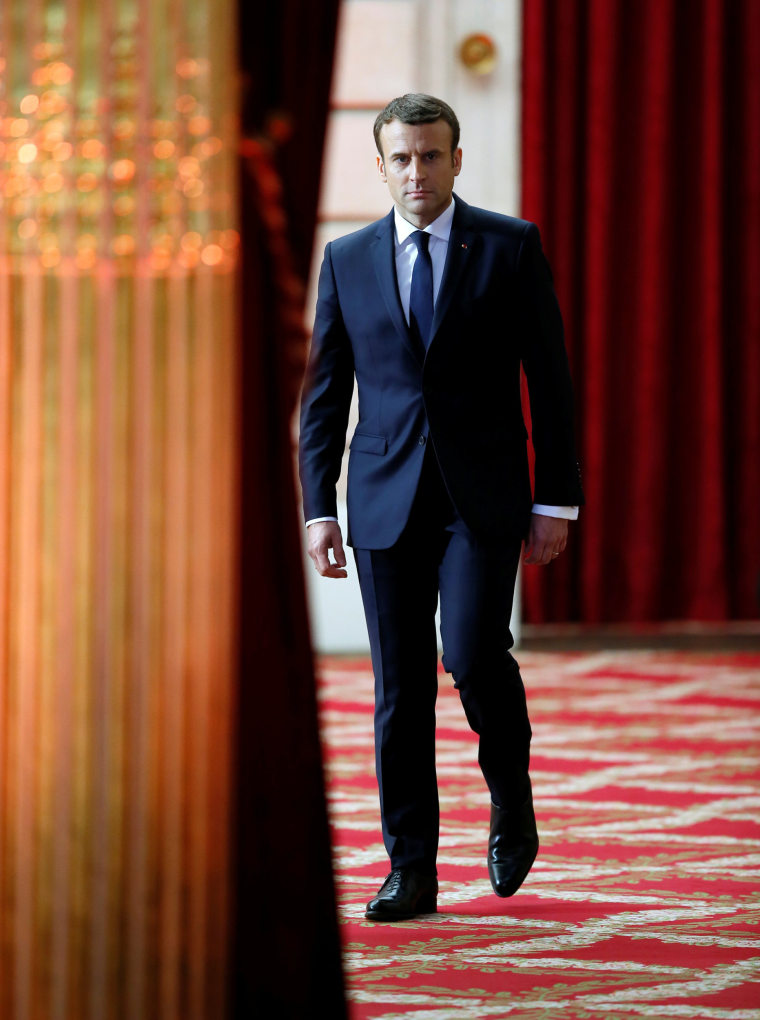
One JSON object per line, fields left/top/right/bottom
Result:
{"left": 317, "top": 651, "right": 760, "bottom": 1019}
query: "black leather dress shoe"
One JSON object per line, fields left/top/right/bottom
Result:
{"left": 365, "top": 868, "right": 438, "bottom": 921}
{"left": 487, "top": 794, "right": 539, "bottom": 897}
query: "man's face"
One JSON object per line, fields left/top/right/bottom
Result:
{"left": 377, "top": 118, "right": 462, "bottom": 228}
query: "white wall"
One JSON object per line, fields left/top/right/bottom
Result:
{"left": 303, "top": 0, "right": 523, "bottom": 653}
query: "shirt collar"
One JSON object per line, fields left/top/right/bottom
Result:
{"left": 393, "top": 197, "right": 456, "bottom": 247}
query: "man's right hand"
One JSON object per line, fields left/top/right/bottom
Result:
{"left": 307, "top": 521, "right": 348, "bottom": 578}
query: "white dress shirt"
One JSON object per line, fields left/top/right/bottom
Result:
{"left": 393, "top": 201, "right": 454, "bottom": 318}
{"left": 306, "top": 200, "right": 578, "bottom": 526}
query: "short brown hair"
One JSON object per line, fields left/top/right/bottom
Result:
{"left": 373, "top": 93, "right": 460, "bottom": 157}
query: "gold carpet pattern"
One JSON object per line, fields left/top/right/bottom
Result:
{"left": 318, "top": 650, "right": 760, "bottom": 1019}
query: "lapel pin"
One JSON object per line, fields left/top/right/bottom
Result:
{"left": 461, "top": 242, "right": 468, "bottom": 250}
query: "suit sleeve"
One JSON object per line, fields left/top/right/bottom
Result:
{"left": 517, "top": 223, "right": 584, "bottom": 507}
{"left": 298, "top": 242, "right": 355, "bottom": 523}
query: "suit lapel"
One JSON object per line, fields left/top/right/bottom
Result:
{"left": 429, "top": 196, "right": 476, "bottom": 345}
{"left": 370, "top": 197, "right": 477, "bottom": 361}
{"left": 370, "top": 212, "right": 422, "bottom": 363}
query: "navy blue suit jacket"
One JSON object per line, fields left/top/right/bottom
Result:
{"left": 299, "top": 196, "right": 584, "bottom": 549}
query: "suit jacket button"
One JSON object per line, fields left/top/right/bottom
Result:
{"left": 418, "top": 434, "right": 426, "bottom": 445}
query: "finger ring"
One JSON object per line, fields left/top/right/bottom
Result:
{"left": 552, "top": 552, "right": 559, "bottom": 557}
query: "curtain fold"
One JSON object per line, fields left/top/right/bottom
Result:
{"left": 522, "top": 0, "right": 760, "bottom": 623}
{"left": 233, "top": 1, "right": 346, "bottom": 1016}
{"left": 0, "top": 0, "right": 345, "bottom": 1013}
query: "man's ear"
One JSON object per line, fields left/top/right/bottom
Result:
{"left": 377, "top": 154, "right": 387, "bottom": 183}
{"left": 452, "top": 147, "right": 462, "bottom": 176}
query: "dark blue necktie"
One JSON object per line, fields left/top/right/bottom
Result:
{"left": 409, "top": 230, "right": 434, "bottom": 351}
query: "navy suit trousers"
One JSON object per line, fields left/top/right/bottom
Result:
{"left": 354, "top": 449, "right": 532, "bottom": 873}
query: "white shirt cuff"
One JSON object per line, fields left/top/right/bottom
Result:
{"left": 307, "top": 508, "right": 579, "bottom": 527}
{"left": 305, "top": 516, "right": 339, "bottom": 528}
{"left": 531, "top": 504, "right": 579, "bottom": 520}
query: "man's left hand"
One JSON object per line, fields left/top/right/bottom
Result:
{"left": 523, "top": 514, "right": 568, "bottom": 566}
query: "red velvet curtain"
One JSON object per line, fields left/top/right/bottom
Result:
{"left": 521, "top": 0, "right": 760, "bottom": 623}
{"left": 234, "top": 1, "right": 346, "bottom": 1016}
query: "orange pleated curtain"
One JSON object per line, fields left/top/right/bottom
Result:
{"left": 0, "top": 0, "right": 239, "bottom": 1016}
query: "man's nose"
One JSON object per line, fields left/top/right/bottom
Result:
{"left": 409, "top": 157, "right": 427, "bottom": 180}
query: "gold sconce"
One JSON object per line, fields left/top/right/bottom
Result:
{"left": 459, "top": 33, "right": 498, "bottom": 75}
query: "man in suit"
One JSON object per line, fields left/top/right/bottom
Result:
{"left": 300, "top": 94, "right": 583, "bottom": 921}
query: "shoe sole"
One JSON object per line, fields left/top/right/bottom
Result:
{"left": 365, "top": 899, "right": 438, "bottom": 921}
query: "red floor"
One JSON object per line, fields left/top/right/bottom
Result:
{"left": 318, "top": 651, "right": 760, "bottom": 1019}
